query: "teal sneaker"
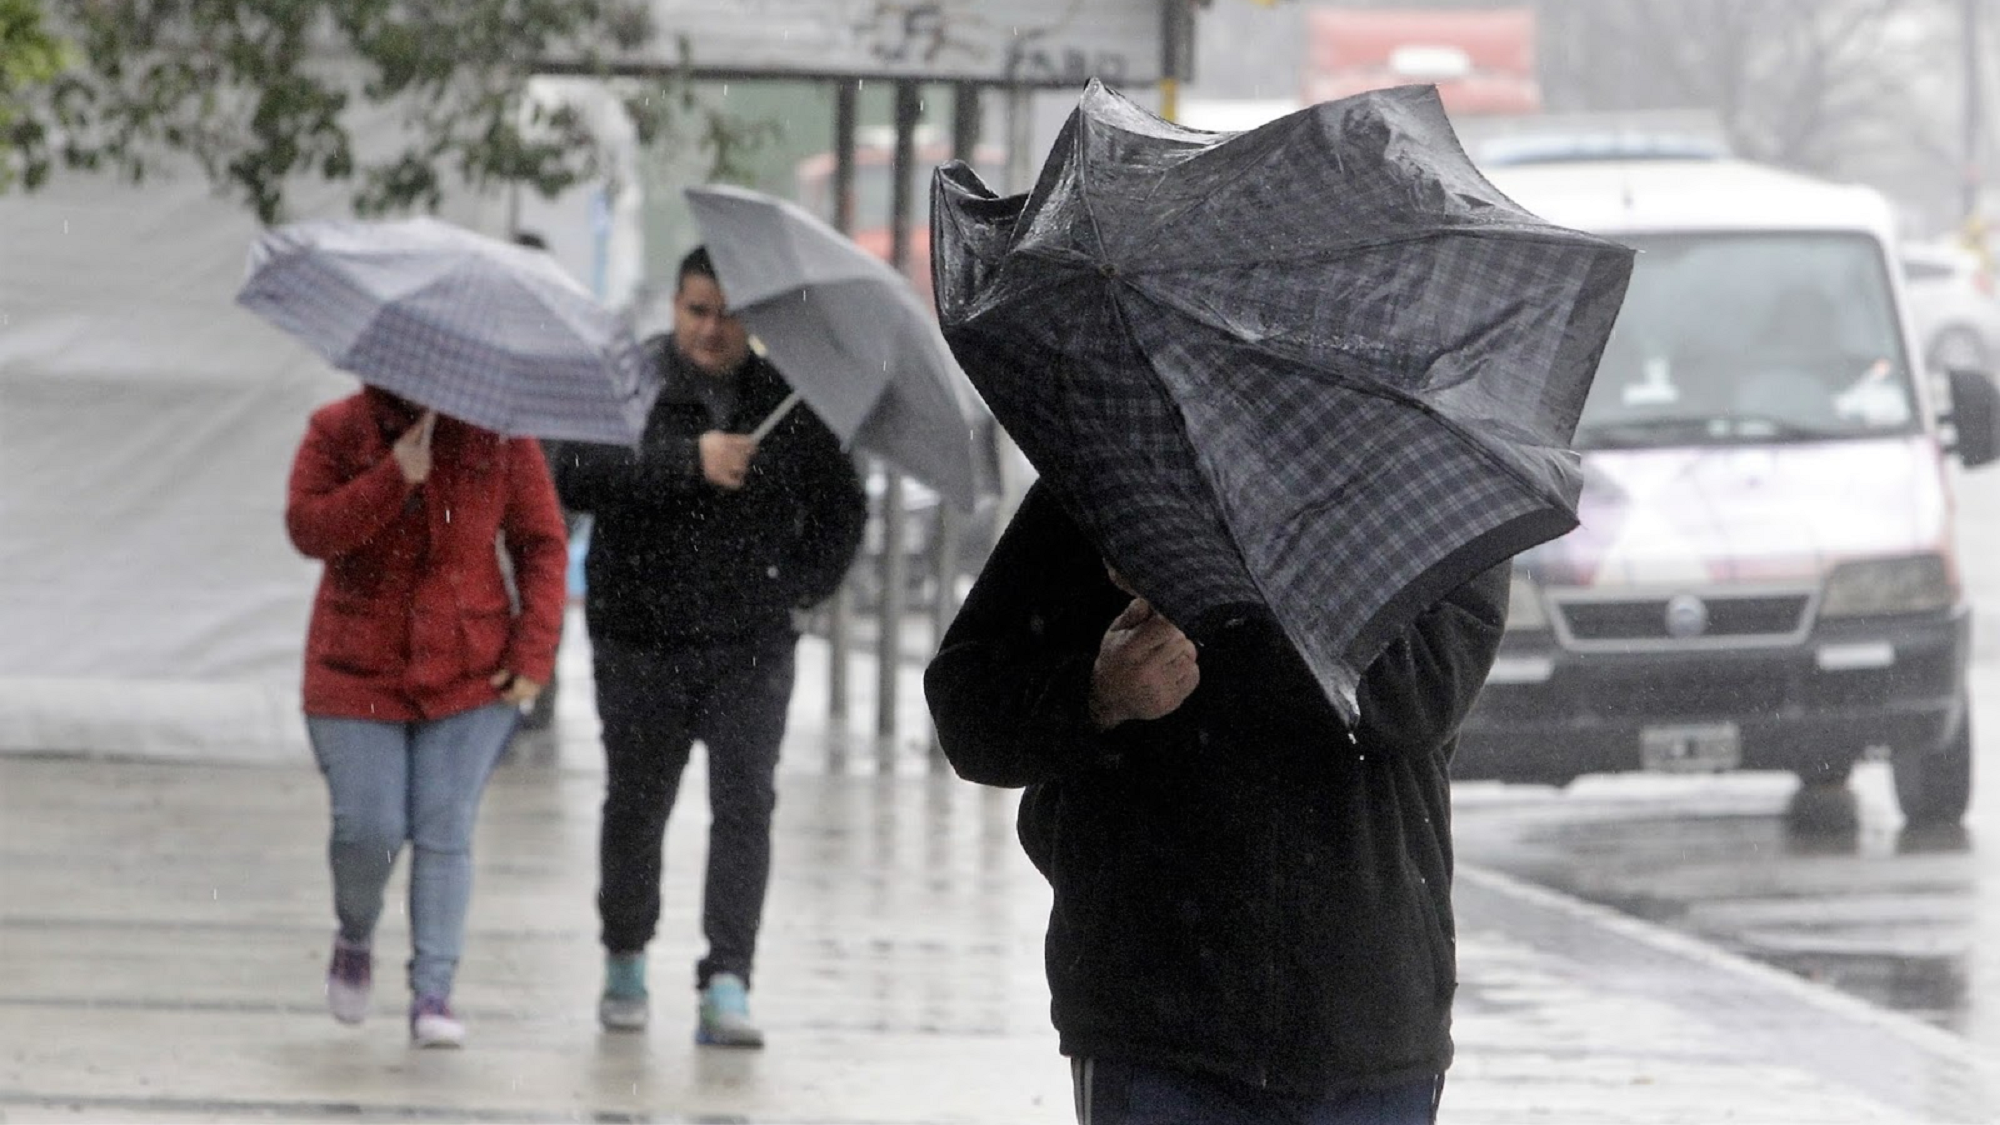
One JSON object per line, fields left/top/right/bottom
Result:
{"left": 598, "top": 952, "right": 648, "bottom": 1032}
{"left": 696, "top": 972, "right": 764, "bottom": 1048}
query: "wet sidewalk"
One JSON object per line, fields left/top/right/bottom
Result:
{"left": 2, "top": 630, "right": 1996, "bottom": 1124}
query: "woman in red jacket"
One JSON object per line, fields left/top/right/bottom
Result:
{"left": 286, "top": 386, "right": 567, "bottom": 1048}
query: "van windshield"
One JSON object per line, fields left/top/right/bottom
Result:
{"left": 1574, "top": 232, "right": 1918, "bottom": 449}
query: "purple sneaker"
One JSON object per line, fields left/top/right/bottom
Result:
{"left": 410, "top": 994, "right": 466, "bottom": 1048}
{"left": 325, "top": 939, "right": 371, "bottom": 1024}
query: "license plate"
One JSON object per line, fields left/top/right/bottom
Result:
{"left": 1639, "top": 723, "right": 1742, "bottom": 773}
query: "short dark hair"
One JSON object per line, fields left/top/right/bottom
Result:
{"left": 677, "top": 246, "right": 716, "bottom": 288}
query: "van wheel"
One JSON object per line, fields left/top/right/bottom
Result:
{"left": 1892, "top": 715, "right": 1973, "bottom": 828}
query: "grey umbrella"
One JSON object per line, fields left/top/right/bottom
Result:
{"left": 237, "top": 216, "right": 655, "bottom": 445}
{"left": 684, "top": 183, "right": 987, "bottom": 512}
{"left": 933, "top": 81, "right": 1634, "bottom": 722}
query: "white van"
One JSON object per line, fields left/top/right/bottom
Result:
{"left": 1452, "top": 156, "right": 2000, "bottom": 827}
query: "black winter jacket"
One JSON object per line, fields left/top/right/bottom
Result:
{"left": 552, "top": 338, "right": 865, "bottom": 645}
{"left": 924, "top": 484, "right": 1507, "bottom": 1097}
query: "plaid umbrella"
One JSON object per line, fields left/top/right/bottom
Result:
{"left": 932, "top": 81, "right": 1634, "bottom": 722}
{"left": 236, "top": 216, "right": 655, "bottom": 445}
{"left": 684, "top": 183, "right": 988, "bottom": 512}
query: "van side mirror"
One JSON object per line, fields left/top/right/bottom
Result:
{"left": 1945, "top": 367, "right": 2000, "bottom": 467}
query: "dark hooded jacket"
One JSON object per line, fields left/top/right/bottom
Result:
{"left": 551, "top": 336, "right": 865, "bottom": 645}
{"left": 924, "top": 484, "right": 1507, "bottom": 1097}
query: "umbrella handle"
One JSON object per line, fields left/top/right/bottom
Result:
{"left": 749, "top": 391, "right": 802, "bottom": 442}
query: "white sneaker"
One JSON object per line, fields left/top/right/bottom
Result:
{"left": 410, "top": 996, "right": 466, "bottom": 1048}
{"left": 325, "top": 939, "right": 371, "bottom": 1025}
{"left": 599, "top": 952, "right": 649, "bottom": 1032}
{"left": 696, "top": 972, "right": 764, "bottom": 1048}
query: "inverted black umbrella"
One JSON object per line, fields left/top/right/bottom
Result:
{"left": 932, "top": 80, "right": 1633, "bottom": 722}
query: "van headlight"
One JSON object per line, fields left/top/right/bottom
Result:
{"left": 1506, "top": 571, "right": 1549, "bottom": 631}
{"left": 1820, "top": 554, "right": 1956, "bottom": 617}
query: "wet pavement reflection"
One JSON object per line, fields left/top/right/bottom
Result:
{"left": 1453, "top": 757, "right": 1997, "bottom": 1057}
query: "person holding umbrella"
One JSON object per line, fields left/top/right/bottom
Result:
{"left": 924, "top": 79, "right": 1629, "bottom": 1125}
{"left": 286, "top": 389, "right": 568, "bottom": 1049}
{"left": 550, "top": 247, "right": 865, "bottom": 1045}
{"left": 240, "top": 212, "right": 657, "bottom": 1050}
{"left": 928, "top": 486, "right": 1507, "bottom": 1123}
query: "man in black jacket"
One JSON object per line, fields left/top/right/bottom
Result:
{"left": 553, "top": 247, "right": 865, "bottom": 1046}
{"left": 925, "top": 484, "right": 1507, "bottom": 1123}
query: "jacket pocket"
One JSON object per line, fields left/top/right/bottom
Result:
{"left": 459, "top": 608, "right": 512, "bottom": 678}
{"left": 314, "top": 605, "right": 403, "bottom": 677}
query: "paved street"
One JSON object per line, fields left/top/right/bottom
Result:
{"left": 3, "top": 629, "right": 1997, "bottom": 1123}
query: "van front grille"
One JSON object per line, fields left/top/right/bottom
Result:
{"left": 1553, "top": 592, "right": 1813, "bottom": 646}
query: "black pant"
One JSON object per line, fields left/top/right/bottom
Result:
{"left": 1071, "top": 1059, "right": 1443, "bottom": 1125}
{"left": 592, "top": 630, "right": 796, "bottom": 988}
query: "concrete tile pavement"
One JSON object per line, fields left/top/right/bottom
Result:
{"left": 1, "top": 623, "right": 1995, "bottom": 1123}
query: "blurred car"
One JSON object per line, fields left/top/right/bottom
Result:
{"left": 1901, "top": 241, "right": 2000, "bottom": 373}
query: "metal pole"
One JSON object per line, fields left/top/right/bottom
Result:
{"left": 827, "top": 79, "right": 858, "bottom": 723}
{"left": 1160, "top": 0, "right": 1195, "bottom": 121}
{"left": 1966, "top": 0, "right": 1985, "bottom": 222}
{"left": 931, "top": 82, "right": 979, "bottom": 655}
{"left": 834, "top": 80, "right": 859, "bottom": 235}
{"left": 1005, "top": 85, "right": 1034, "bottom": 194}
{"left": 877, "top": 80, "right": 922, "bottom": 741}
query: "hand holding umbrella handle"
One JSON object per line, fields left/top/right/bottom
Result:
{"left": 699, "top": 431, "right": 760, "bottom": 491}
{"left": 392, "top": 410, "right": 437, "bottom": 485}
{"left": 697, "top": 391, "right": 797, "bottom": 492}
{"left": 1087, "top": 597, "right": 1202, "bottom": 731}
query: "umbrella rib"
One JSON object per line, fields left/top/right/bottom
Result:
{"left": 1095, "top": 285, "right": 1264, "bottom": 599}
{"left": 1112, "top": 283, "right": 1572, "bottom": 512}
{"left": 1120, "top": 118, "right": 1308, "bottom": 265}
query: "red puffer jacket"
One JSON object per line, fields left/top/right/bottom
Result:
{"left": 286, "top": 388, "right": 568, "bottom": 722}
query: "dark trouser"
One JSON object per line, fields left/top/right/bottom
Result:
{"left": 1071, "top": 1059, "right": 1443, "bottom": 1125}
{"left": 592, "top": 630, "right": 796, "bottom": 989}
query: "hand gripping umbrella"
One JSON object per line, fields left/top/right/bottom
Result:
{"left": 932, "top": 80, "right": 1634, "bottom": 722}
{"left": 684, "top": 183, "right": 989, "bottom": 512}
{"left": 237, "top": 216, "right": 655, "bottom": 445}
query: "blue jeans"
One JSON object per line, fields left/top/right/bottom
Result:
{"left": 1072, "top": 1059, "right": 1443, "bottom": 1125}
{"left": 307, "top": 703, "right": 517, "bottom": 1000}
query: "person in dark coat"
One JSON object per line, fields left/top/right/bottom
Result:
{"left": 287, "top": 388, "right": 568, "bottom": 1048}
{"left": 925, "top": 483, "right": 1508, "bottom": 1124}
{"left": 552, "top": 247, "right": 865, "bottom": 1046}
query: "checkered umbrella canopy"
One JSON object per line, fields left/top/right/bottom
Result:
{"left": 237, "top": 216, "right": 655, "bottom": 445}
{"left": 932, "top": 81, "right": 1634, "bottom": 722}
